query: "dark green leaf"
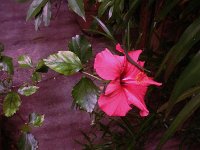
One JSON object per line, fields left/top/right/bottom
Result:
{"left": 98, "top": 0, "right": 113, "bottom": 17}
{"left": 3, "top": 92, "right": 21, "bottom": 117}
{"left": 29, "top": 112, "right": 44, "bottom": 127}
{"left": 93, "top": 16, "right": 116, "bottom": 42}
{"left": 156, "top": 0, "right": 180, "bottom": 21}
{"left": 21, "top": 124, "right": 32, "bottom": 133}
{"left": 42, "top": 1, "right": 51, "bottom": 26}
{"left": 157, "top": 17, "right": 200, "bottom": 79}
{"left": 43, "top": 51, "right": 82, "bottom": 75}
{"left": 18, "top": 133, "right": 38, "bottom": 150}
{"left": 68, "top": 35, "right": 92, "bottom": 64}
{"left": 0, "top": 42, "right": 4, "bottom": 52}
{"left": 157, "top": 94, "right": 200, "bottom": 149}
{"left": 0, "top": 56, "right": 14, "bottom": 74}
{"left": 166, "top": 51, "right": 200, "bottom": 117}
{"left": 68, "top": 0, "right": 85, "bottom": 21}
{"left": 72, "top": 77, "right": 99, "bottom": 112}
{"left": 26, "top": 0, "right": 48, "bottom": 20}
{"left": 32, "top": 72, "right": 42, "bottom": 83}
{"left": 18, "top": 86, "right": 39, "bottom": 96}
{"left": 35, "top": 60, "right": 48, "bottom": 73}
{"left": 18, "top": 55, "right": 33, "bottom": 68}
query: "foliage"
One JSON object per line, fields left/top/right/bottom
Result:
{"left": 7, "top": 0, "right": 200, "bottom": 149}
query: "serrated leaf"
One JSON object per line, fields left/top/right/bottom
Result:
{"left": 35, "top": 60, "right": 48, "bottom": 73}
{"left": 43, "top": 51, "right": 82, "bottom": 75}
{"left": 29, "top": 112, "right": 44, "bottom": 127}
{"left": 166, "top": 51, "right": 200, "bottom": 117}
{"left": 72, "top": 77, "right": 99, "bottom": 113}
{"left": 31, "top": 72, "right": 42, "bottom": 83}
{"left": 18, "top": 133, "right": 38, "bottom": 150}
{"left": 68, "top": 0, "right": 85, "bottom": 21}
{"left": 18, "top": 55, "right": 33, "bottom": 68}
{"left": 68, "top": 35, "right": 92, "bottom": 64}
{"left": 18, "top": 86, "right": 39, "bottom": 96}
{"left": 42, "top": 1, "right": 51, "bottom": 26}
{"left": 26, "top": 0, "right": 48, "bottom": 20}
{"left": 3, "top": 92, "right": 21, "bottom": 117}
{"left": 0, "top": 56, "right": 14, "bottom": 74}
{"left": 157, "top": 94, "right": 200, "bottom": 149}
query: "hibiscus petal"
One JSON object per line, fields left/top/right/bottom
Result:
{"left": 123, "top": 84, "right": 149, "bottom": 117}
{"left": 116, "top": 43, "right": 124, "bottom": 53}
{"left": 143, "top": 77, "right": 162, "bottom": 86}
{"left": 105, "top": 80, "right": 120, "bottom": 95}
{"left": 94, "top": 49, "right": 124, "bottom": 80}
{"left": 98, "top": 87, "right": 131, "bottom": 116}
{"left": 128, "top": 50, "right": 142, "bottom": 62}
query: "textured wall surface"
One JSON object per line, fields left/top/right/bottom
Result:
{"left": 0, "top": 0, "right": 108, "bottom": 149}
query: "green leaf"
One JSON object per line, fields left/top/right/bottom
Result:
{"left": 43, "top": 51, "right": 82, "bottom": 75}
{"left": 18, "top": 86, "right": 39, "bottom": 96}
{"left": 68, "top": 0, "right": 85, "bottom": 21}
{"left": 34, "top": 12, "right": 42, "bottom": 31}
{"left": 26, "top": 0, "right": 48, "bottom": 20}
{"left": 18, "top": 55, "right": 33, "bottom": 68}
{"left": 157, "top": 17, "right": 200, "bottom": 79}
{"left": 35, "top": 60, "right": 48, "bottom": 73}
{"left": 31, "top": 72, "right": 42, "bottom": 83}
{"left": 21, "top": 124, "right": 32, "bottom": 133}
{"left": 156, "top": 0, "right": 180, "bottom": 21}
{"left": 0, "top": 42, "right": 4, "bottom": 52}
{"left": 18, "top": 133, "right": 38, "bottom": 150}
{"left": 42, "top": 1, "right": 51, "bottom": 26}
{"left": 3, "top": 92, "right": 21, "bottom": 117}
{"left": 93, "top": 16, "right": 116, "bottom": 42}
{"left": 29, "top": 112, "right": 44, "bottom": 127}
{"left": 0, "top": 56, "right": 14, "bottom": 74}
{"left": 165, "top": 51, "right": 200, "bottom": 117}
{"left": 68, "top": 35, "right": 92, "bottom": 64}
{"left": 98, "top": 0, "right": 113, "bottom": 17}
{"left": 72, "top": 77, "right": 99, "bottom": 113}
{"left": 157, "top": 94, "right": 200, "bottom": 149}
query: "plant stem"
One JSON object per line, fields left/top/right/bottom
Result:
{"left": 81, "top": 71, "right": 103, "bottom": 81}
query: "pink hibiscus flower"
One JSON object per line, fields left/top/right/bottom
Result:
{"left": 94, "top": 44, "right": 162, "bottom": 117}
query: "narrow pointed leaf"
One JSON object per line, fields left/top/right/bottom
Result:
{"left": 68, "top": 0, "right": 85, "bottom": 21}
{"left": 98, "top": 0, "right": 113, "bottom": 17}
{"left": 157, "top": 17, "right": 200, "bottom": 79}
{"left": 72, "top": 77, "right": 99, "bottom": 113}
{"left": 156, "top": 0, "right": 180, "bottom": 21}
{"left": 3, "top": 92, "right": 21, "bottom": 117}
{"left": 166, "top": 51, "right": 200, "bottom": 116}
{"left": 26, "top": 0, "right": 48, "bottom": 20}
{"left": 18, "top": 55, "right": 33, "bottom": 68}
{"left": 68, "top": 35, "right": 92, "bottom": 64}
{"left": 43, "top": 51, "right": 82, "bottom": 75}
{"left": 93, "top": 16, "right": 115, "bottom": 42}
{"left": 18, "top": 86, "right": 39, "bottom": 96}
{"left": 157, "top": 94, "right": 200, "bottom": 149}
